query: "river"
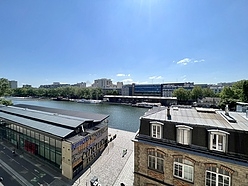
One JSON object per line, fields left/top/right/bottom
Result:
{"left": 8, "top": 97, "right": 148, "bottom": 133}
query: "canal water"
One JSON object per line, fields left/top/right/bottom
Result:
{"left": 9, "top": 98, "right": 148, "bottom": 132}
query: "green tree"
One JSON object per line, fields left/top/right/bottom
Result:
{"left": 173, "top": 88, "right": 190, "bottom": 102}
{"left": 202, "top": 88, "right": 216, "bottom": 98}
{"left": 0, "top": 78, "right": 10, "bottom": 97}
{"left": 219, "top": 86, "right": 234, "bottom": 100}
{"left": 191, "top": 86, "right": 203, "bottom": 101}
{"left": 242, "top": 80, "right": 248, "bottom": 102}
{"left": 0, "top": 78, "right": 12, "bottom": 105}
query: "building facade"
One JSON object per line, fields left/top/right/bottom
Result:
{"left": 9, "top": 80, "right": 18, "bottom": 89}
{"left": 161, "top": 82, "right": 194, "bottom": 97}
{"left": 134, "top": 106, "right": 248, "bottom": 186}
{"left": 0, "top": 104, "right": 109, "bottom": 179}
{"left": 92, "top": 78, "right": 113, "bottom": 89}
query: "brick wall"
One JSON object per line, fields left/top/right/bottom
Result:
{"left": 134, "top": 141, "right": 248, "bottom": 186}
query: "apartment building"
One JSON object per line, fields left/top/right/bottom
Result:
{"left": 134, "top": 105, "right": 248, "bottom": 186}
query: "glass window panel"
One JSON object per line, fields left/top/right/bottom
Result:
{"left": 56, "top": 153, "right": 62, "bottom": 166}
{"left": 56, "top": 140, "right": 61, "bottom": 149}
{"left": 45, "top": 148, "right": 50, "bottom": 159}
{"left": 19, "top": 127, "right": 23, "bottom": 133}
{"left": 30, "top": 131, "right": 34, "bottom": 138}
{"left": 50, "top": 150, "right": 55, "bottom": 163}
{"left": 26, "top": 129, "right": 30, "bottom": 136}
{"left": 50, "top": 138, "right": 55, "bottom": 147}
{"left": 16, "top": 126, "right": 19, "bottom": 132}
{"left": 45, "top": 136, "right": 49, "bottom": 144}
{"left": 39, "top": 145, "right": 44, "bottom": 157}
{"left": 35, "top": 132, "right": 39, "bottom": 140}
{"left": 40, "top": 134, "right": 44, "bottom": 142}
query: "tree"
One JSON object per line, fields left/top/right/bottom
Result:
{"left": 242, "top": 80, "right": 248, "bottom": 102}
{"left": 173, "top": 88, "right": 190, "bottom": 102}
{"left": 0, "top": 78, "right": 10, "bottom": 97}
{"left": 202, "top": 88, "right": 216, "bottom": 98}
{"left": 191, "top": 86, "right": 203, "bottom": 101}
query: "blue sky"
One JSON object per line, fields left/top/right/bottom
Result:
{"left": 0, "top": 0, "right": 247, "bottom": 87}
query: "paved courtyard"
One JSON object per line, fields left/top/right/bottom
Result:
{"left": 73, "top": 128, "right": 136, "bottom": 186}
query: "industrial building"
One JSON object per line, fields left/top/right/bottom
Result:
{"left": 0, "top": 104, "right": 109, "bottom": 179}
{"left": 134, "top": 105, "right": 248, "bottom": 185}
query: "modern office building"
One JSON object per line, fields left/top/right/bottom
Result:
{"left": 161, "top": 82, "right": 194, "bottom": 97}
{"left": 0, "top": 104, "right": 109, "bottom": 179}
{"left": 133, "top": 105, "right": 248, "bottom": 185}
{"left": 122, "top": 84, "right": 162, "bottom": 97}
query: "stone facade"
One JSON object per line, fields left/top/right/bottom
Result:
{"left": 134, "top": 142, "right": 248, "bottom": 186}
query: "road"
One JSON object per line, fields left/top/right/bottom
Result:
{"left": 0, "top": 142, "right": 56, "bottom": 186}
{"left": 0, "top": 165, "right": 22, "bottom": 186}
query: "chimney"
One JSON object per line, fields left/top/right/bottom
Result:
{"left": 225, "top": 104, "right": 229, "bottom": 116}
{"left": 167, "top": 107, "right": 171, "bottom": 120}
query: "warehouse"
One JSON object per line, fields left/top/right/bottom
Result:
{"left": 0, "top": 104, "right": 109, "bottom": 179}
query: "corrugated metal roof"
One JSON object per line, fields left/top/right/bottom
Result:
{"left": 142, "top": 107, "right": 248, "bottom": 131}
{"left": 14, "top": 104, "right": 109, "bottom": 122}
{"left": 0, "top": 112, "right": 73, "bottom": 137}
{"left": 0, "top": 106, "right": 85, "bottom": 129}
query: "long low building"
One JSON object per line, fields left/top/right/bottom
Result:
{"left": 0, "top": 104, "right": 109, "bottom": 179}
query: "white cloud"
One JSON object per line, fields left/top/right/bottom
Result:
{"left": 117, "top": 74, "right": 125, "bottom": 77}
{"left": 149, "top": 76, "right": 162, "bottom": 80}
{"left": 122, "top": 78, "right": 134, "bottom": 84}
{"left": 176, "top": 58, "right": 205, "bottom": 65}
{"left": 117, "top": 74, "right": 131, "bottom": 77}
{"left": 177, "top": 58, "right": 191, "bottom": 65}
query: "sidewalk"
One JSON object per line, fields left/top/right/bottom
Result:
{"left": 73, "top": 128, "right": 136, "bottom": 186}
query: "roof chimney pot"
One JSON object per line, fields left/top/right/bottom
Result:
{"left": 167, "top": 107, "right": 171, "bottom": 120}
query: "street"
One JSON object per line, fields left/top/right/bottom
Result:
{"left": 0, "top": 142, "right": 57, "bottom": 186}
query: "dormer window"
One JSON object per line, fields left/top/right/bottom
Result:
{"left": 151, "top": 121, "right": 164, "bottom": 139}
{"left": 176, "top": 125, "right": 193, "bottom": 145}
{"left": 208, "top": 130, "right": 229, "bottom": 152}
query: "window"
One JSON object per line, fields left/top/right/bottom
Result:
{"left": 176, "top": 125, "right": 193, "bottom": 145}
{"left": 205, "top": 167, "right": 231, "bottom": 186}
{"left": 208, "top": 130, "right": 229, "bottom": 152}
{"left": 151, "top": 122, "right": 163, "bottom": 139}
{"left": 148, "top": 149, "right": 164, "bottom": 173}
{"left": 173, "top": 157, "right": 194, "bottom": 182}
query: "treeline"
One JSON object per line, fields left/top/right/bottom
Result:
{"left": 173, "top": 80, "right": 248, "bottom": 109}
{"left": 1, "top": 78, "right": 248, "bottom": 109}
{"left": 10, "top": 86, "right": 119, "bottom": 100}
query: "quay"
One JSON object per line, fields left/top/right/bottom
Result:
{"left": 73, "top": 128, "right": 135, "bottom": 186}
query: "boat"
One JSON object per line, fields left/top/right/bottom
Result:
{"left": 132, "top": 102, "right": 161, "bottom": 108}
{"left": 77, "top": 99, "right": 102, "bottom": 104}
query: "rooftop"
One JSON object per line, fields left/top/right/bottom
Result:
{"left": 142, "top": 106, "right": 248, "bottom": 132}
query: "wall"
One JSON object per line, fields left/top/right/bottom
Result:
{"left": 61, "top": 141, "right": 73, "bottom": 179}
{"left": 134, "top": 142, "right": 248, "bottom": 186}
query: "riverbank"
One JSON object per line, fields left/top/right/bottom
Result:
{"left": 73, "top": 127, "right": 136, "bottom": 186}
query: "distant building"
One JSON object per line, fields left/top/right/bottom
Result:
{"left": 209, "top": 84, "right": 224, "bottom": 94}
{"left": 236, "top": 102, "right": 248, "bottom": 112}
{"left": 39, "top": 82, "right": 70, "bottom": 88}
{"left": 122, "top": 83, "right": 161, "bottom": 97}
{"left": 9, "top": 80, "right": 17, "bottom": 89}
{"left": 72, "top": 82, "right": 86, "bottom": 88}
{"left": 134, "top": 106, "right": 248, "bottom": 185}
{"left": 161, "top": 82, "right": 194, "bottom": 97}
{"left": 23, "top": 84, "right": 32, "bottom": 88}
{"left": 116, "top": 82, "right": 123, "bottom": 89}
{"left": 92, "top": 78, "right": 113, "bottom": 89}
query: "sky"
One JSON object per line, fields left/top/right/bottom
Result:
{"left": 0, "top": 0, "right": 248, "bottom": 87}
